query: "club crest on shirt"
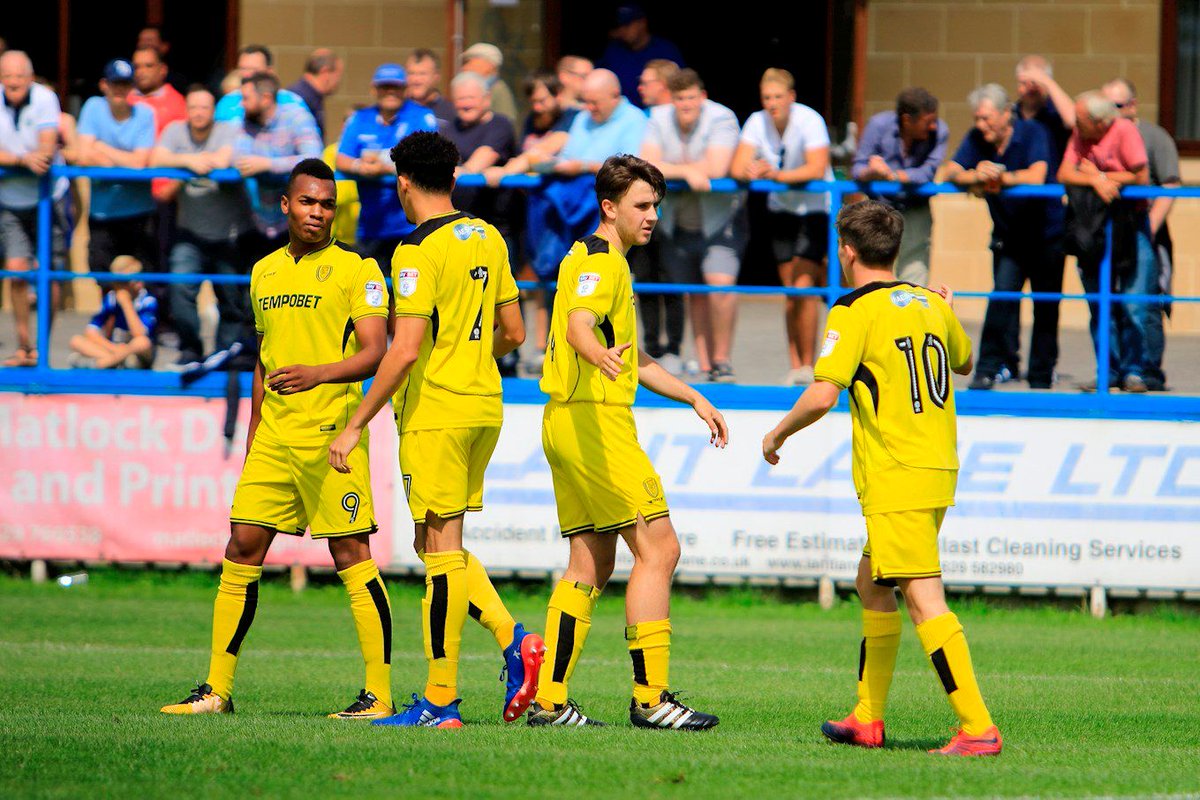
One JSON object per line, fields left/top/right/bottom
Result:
{"left": 820, "top": 330, "right": 839, "bottom": 358}
{"left": 453, "top": 222, "right": 487, "bottom": 241}
{"left": 397, "top": 269, "right": 419, "bottom": 298}
{"left": 365, "top": 280, "right": 385, "bottom": 307}
{"left": 577, "top": 272, "right": 601, "bottom": 296}
{"left": 315, "top": 264, "right": 333, "bottom": 282}
{"left": 643, "top": 478, "right": 661, "bottom": 500}
{"left": 890, "top": 288, "right": 929, "bottom": 309}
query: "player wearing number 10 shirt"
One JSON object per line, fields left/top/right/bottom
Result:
{"left": 763, "top": 200, "right": 1002, "bottom": 757}
{"left": 329, "top": 132, "right": 544, "bottom": 728}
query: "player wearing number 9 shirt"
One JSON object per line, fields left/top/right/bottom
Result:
{"left": 329, "top": 131, "right": 545, "bottom": 729}
{"left": 161, "top": 159, "right": 396, "bottom": 721}
{"left": 762, "top": 200, "right": 1002, "bottom": 756}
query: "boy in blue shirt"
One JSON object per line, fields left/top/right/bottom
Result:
{"left": 69, "top": 256, "right": 158, "bottom": 369}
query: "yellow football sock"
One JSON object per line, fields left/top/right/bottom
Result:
{"left": 626, "top": 618, "right": 671, "bottom": 705}
{"left": 422, "top": 550, "right": 468, "bottom": 707}
{"left": 852, "top": 609, "right": 902, "bottom": 723}
{"left": 419, "top": 549, "right": 516, "bottom": 650}
{"left": 337, "top": 559, "right": 392, "bottom": 708}
{"left": 915, "top": 612, "right": 994, "bottom": 735}
{"left": 205, "top": 559, "right": 262, "bottom": 700}
{"left": 464, "top": 549, "right": 517, "bottom": 650}
{"left": 535, "top": 580, "right": 600, "bottom": 708}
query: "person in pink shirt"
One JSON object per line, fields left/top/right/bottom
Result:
{"left": 1058, "top": 90, "right": 1149, "bottom": 392}
{"left": 130, "top": 46, "right": 185, "bottom": 136}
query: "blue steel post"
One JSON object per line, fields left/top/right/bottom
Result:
{"left": 1096, "top": 219, "right": 1114, "bottom": 394}
{"left": 35, "top": 172, "right": 52, "bottom": 371}
{"left": 825, "top": 182, "right": 843, "bottom": 305}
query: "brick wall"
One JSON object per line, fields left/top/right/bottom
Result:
{"left": 866, "top": 0, "right": 1162, "bottom": 133}
{"left": 238, "top": 0, "right": 546, "bottom": 141}
{"left": 239, "top": 0, "right": 449, "bottom": 141}
{"left": 866, "top": 0, "right": 1200, "bottom": 335}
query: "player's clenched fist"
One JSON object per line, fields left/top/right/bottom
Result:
{"left": 599, "top": 342, "right": 631, "bottom": 381}
{"left": 761, "top": 429, "right": 785, "bottom": 465}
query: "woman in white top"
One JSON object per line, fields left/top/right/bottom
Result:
{"left": 731, "top": 68, "right": 832, "bottom": 386}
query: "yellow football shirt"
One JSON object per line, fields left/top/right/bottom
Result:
{"left": 813, "top": 281, "right": 972, "bottom": 515}
{"left": 250, "top": 240, "right": 388, "bottom": 446}
{"left": 391, "top": 211, "right": 519, "bottom": 432}
{"left": 540, "top": 235, "right": 639, "bottom": 406}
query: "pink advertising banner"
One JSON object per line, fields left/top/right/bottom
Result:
{"left": 0, "top": 394, "right": 399, "bottom": 566}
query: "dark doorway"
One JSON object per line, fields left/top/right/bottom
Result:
{"left": 555, "top": 1, "right": 855, "bottom": 287}
{"left": 556, "top": 1, "right": 839, "bottom": 125}
{"left": 68, "top": 2, "right": 230, "bottom": 109}
{"left": 1, "top": 1, "right": 230, "bottom": 114}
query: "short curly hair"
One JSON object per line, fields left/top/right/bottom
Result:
{"left": 836, "top": 200, "right": 904, "bottom": 267}
{"left": 595, "top": 154, "right": 666, "bottom": 209}
{"left": 390, "top": 131, "right": 460, "bottom": 194}
{"left": 286, "top": 157, "right": 335, "bottom": 195}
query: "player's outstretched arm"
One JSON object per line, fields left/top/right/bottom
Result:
{"left": 565, "top": 310, "right": 629, "bottom": 380}
{"left": 762, "top": 380, "right": 841, "bottom": 465}
{"left": 328, "top": 316, "right": 426, "bottom": 474}
{"left": 266, "top": 316, "right": 387, "bottom": 395}
{"left": 638, "top": 352, "right": 729, "bottom": 448}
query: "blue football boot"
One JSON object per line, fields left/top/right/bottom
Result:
{"left": 372, "top": 693, "right": 463, "bottom": 728}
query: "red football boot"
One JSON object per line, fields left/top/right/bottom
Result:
{"left": 820, "top": 712, "right": 885, "bottom": 748}
{"left": 930, "top": 725, "right": 1003, "bottom": 756}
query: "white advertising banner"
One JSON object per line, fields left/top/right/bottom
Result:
{"left": 390, "top": 405, "right": 1200, "bottom": 591}
{"left": 3, "top": 393, "right": 1196, "bottom": 591}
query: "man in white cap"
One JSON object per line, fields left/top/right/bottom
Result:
{"left": 460, "top": 43, "right": 518, "bottom": 133}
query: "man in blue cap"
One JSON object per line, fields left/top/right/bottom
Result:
{"left": 599, "top": 4, "right": 684, "bottom": 107}
{"left": 74, "top": 60, "right": 159, "bottom": 281}
{"left": 335, "top": 64, "right": 438, "bottom": 263}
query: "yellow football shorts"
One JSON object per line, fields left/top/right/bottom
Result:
{"left": 230, "top": 434, "right": 376, "bottom": 538}
{"left": 862, "top": 507, "right": 947, "bottom": 586}
{"left": 399, "top": 426, "right": 501, "bottom": 523}
{"left": 542, "top": 401, "right": 669, "bottom": 536}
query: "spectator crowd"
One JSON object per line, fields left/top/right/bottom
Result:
{"left": 0, "top": 5, "right": 1184, "bottom": 393}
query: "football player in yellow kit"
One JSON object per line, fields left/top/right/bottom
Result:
{"left": 762, "top": 200, "right": 1001, "bottom": 756}
{"left": 527, "top": 155, "right": 728, "bottom": 729}
{"left": 161, "top": 159, "right": 395, "bottom": 719}
{"left": 328, "top": 131, "right": 543, "bottom": 727}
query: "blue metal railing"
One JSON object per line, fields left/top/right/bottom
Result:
{"left": 3, "top": 165, "right": 1200, "bottom": 418}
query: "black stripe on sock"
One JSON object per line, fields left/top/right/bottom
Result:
{"left": 858, "top": 637, "right": 866, "bottom": 682}
{"left": 430, "top": 574, "right": 448, "bottom": 660}
{"left": 225, "top": 579, "right": 259, "bottom": 656}
{"left": 551, "top": 613, "right": 577, "bottom": 683}
{"left": 930, "top": 647, "right": 958, "bottom": 694}
{"left": 630, "top": 648, "right": 648, "bottom": 686}
{"left": 468, "top": 602, "right": 483, "bottom": 622}
{"left": 366, "top": 577, "right": 392, "bottom": 666}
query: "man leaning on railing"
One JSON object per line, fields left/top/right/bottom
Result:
{"left": 1103, "top": 78, "right": 1180, "bottom": 393}
{"left": 152, "top": 84, "right": 255, "bottom": 367}
{"left": 944, "top": 84, "right": 1062, "bottom": 392}
{"left": 1058, "top": 91, "right": 1150, "bottom": 394}
{"left": 0, "top": 50, "right": 69, "bottom": 368}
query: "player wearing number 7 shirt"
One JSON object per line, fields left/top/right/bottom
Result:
{"left": 328, "top": 131, "right": 544, "bottom": 728}
{"left": 762, "top": 200, "right": 1002, "bottom": 756}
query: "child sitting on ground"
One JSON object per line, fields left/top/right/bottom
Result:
{"left": 68, "top": 256, "right": 157, "bottom": 369}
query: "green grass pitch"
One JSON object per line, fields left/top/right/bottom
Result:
{"left": 1, "top": 569, "right": 1197, "bottom": 799}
